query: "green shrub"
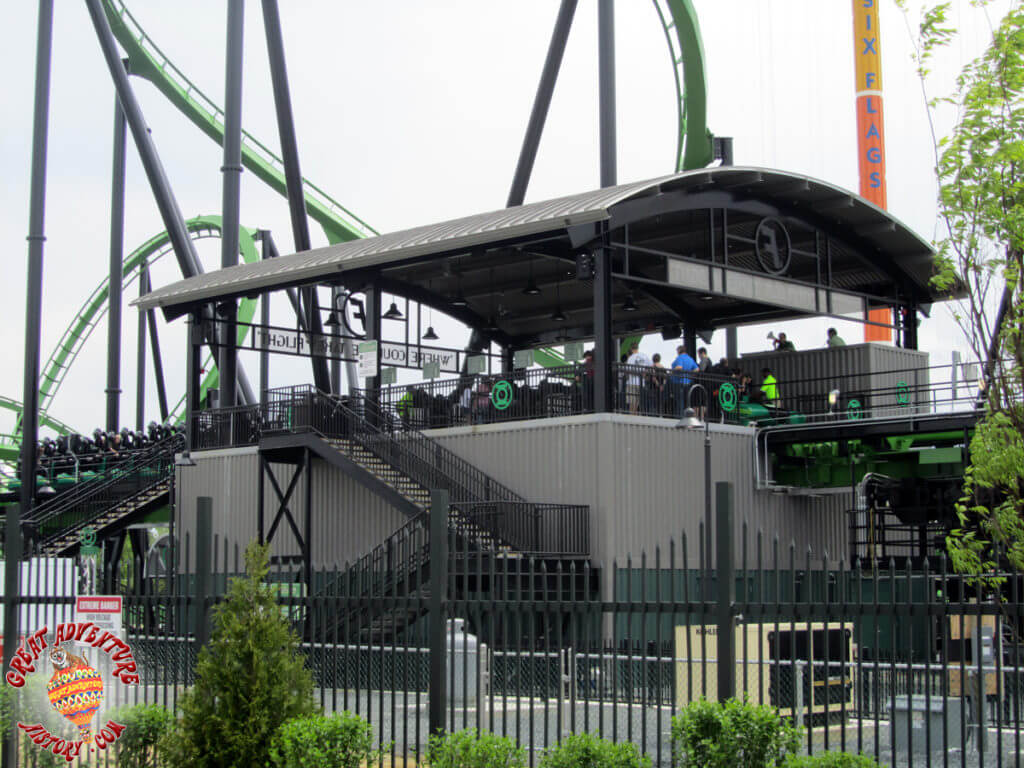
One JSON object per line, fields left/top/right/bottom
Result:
{"left": 783, "top": 753, "right": 884, "bottom": 768}
{"left": 671, "top": 697, "right": 800, "bottom": 768}
{"left": 539, "top": 732, "right": 651, "bottom": 768}
{"left": 270, "top": 711, "right": 385, "bottom": 768}
{"left": 109, "top": 703, "right": 174, "bottom": 768}
{"left": 8, "top": 671, "right": 67, "bottom": 768}
{"left": 425, "top": 729, "right": 527, "bottom": 768}
{"left": 160, "top": 542, "right": 316, "bottom": 768}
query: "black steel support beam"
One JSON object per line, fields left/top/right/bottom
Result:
{"left": 143, "top": 270, "right": 170, "bottom": 421}
{"left": 106, "top": 87, "right": 126, "bottom": 432}
{"left": 262, "top": 0, "right": 330, "bottom": 393}
{"left": 593, "top": 244, "right": 614, "bottom": 412}
{"left": 6, "top": 5, "right": 53, "bottom": 766}
{"left": 185, "top": 313, "right": 202, "bottom": 451}
{"left": 260, "top": 232, "right": 271, "bottom": 406}
{"left": 136, "top": 255, "right": 148, "bottom": 430}
{"left": 86, "top": 0, "right": 257, "bottom": 406}
{"left": 507, "top": 0, "right": 577, "bottom": 207}
{"left": 365, "top": 284, "right": 382, "bottom": 393}
{"left": 218, "top": 0, "right": 245, "bottom": 408}
{"left": 598, "top": 0, "right": 616, "bottom": 188}
{"left": 428, "top": 489, "right": 450, "bottom": 737}
{"left": 303, "top": 448, "right": 312, "bottom": 590}
{"left": 902, "top": 304, "right": 919, "bottom": 351}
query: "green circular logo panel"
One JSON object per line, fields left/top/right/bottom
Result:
{"left": 896, "top": 381, "right": 910, "bottom": 406}
{"left": 490, "top": 380, "right": 514, "bottom": 411}
{"left": 847, "top": 398, "right": 863, "bottom": 420}
{"left": 718, "top": 382, "right": 738, "bottom": 413}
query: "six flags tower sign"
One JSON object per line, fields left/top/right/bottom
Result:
{"left": 4, "top": 620, "right": 137, "bottom": 761}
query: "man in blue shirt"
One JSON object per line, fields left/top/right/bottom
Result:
{"left": 670, "top": 345, "right": 699, "bottom": 416}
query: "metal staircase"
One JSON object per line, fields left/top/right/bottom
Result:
{"left": 257, "top": 386, "right": 589, "bottom": 642}
{"left": 23, "top": 434, "right": 184, "bottom": 556}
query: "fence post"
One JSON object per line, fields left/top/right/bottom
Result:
{"left": 429, "top": 489, "right": 450, "bottom": 736}
{"left": 715, "top": 481, "right": 736, "bottom": 702}
{"left": 194, "top": 497, "right": 213, "bottom": 650}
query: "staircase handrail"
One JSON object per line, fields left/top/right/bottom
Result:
{"left": 332, "top": 391, "right": 525, "bottom": 506}
{"left": 26, "top": 433, "right": 184, "bottom": 526}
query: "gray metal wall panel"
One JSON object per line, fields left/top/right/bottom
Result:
{"left": 306, "top": 458, "right": 409, "bottom": 568}
{"left": 427, "top": 416, "right": 849, "bottom": 592}
{"left": 175, "top": 448, "right": 261, "bottom": 567}
{"left": 176, "top": 448, "right": 410, "bottom": 572}
{"left": 865, "top": 344, "right": 931, "bottom": 415}
{"left": 741, "top": 342, "right": 930, "bottom": 416}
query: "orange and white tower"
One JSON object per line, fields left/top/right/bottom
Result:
{"left": 852, "top": 0, "right": 892, "bottom": 341}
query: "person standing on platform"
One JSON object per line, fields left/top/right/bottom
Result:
{"left": 697, "top": 347, "right": 711, "bottom": 372}
{"left": 770, "top": 331, "right": 795, "bottom": 351}
{"left": 670, "top": 345, "right": 699, "bottom": 417}
{"left": 827, "top": 328, "right": 846, "bottom": 347}
{"left": 760, "top": 367, "right": 779, "bottom": 405}
{"left": 625, "top": 342, "right": 652, "bottom": 414}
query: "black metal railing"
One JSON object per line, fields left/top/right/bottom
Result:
{"left": 207, "top": 386, "right": 589, "bottom": 560}
{"left": 23, "top": 432, "right": 185, "bottom": 548}
{"left": 372, "top": 364, "right": 587, "bottom": 430}
{"left": 260, "top": 385, "right": 527, "bottom": 506}
{"left": 193, "top": 403, "right": 261, "bottom": 449}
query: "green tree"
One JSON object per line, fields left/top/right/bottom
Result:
{"left": 161, "top": 542, "right": 315, "bottom": 768}
{"left": 899, "top": 1, "right": 1024, "bottom": 573}
{"left": 671, "top": 697, "right": 800, "bottom": 768}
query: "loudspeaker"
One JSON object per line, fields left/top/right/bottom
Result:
{"left": 661, "top": 324, "right": 682, "bottom": 340}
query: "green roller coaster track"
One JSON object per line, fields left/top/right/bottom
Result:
{"left": 3, "top": 0, "right": 712, "bottom": 461}
{"left": 1, "top": 217, "right": 259, "bottom": 467}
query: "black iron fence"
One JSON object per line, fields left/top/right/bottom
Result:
{"left": 4, "top": 491, "right": 1023, "bottom": 766}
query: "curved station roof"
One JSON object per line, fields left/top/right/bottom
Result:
{"left": 137, "top": 167, "right": 942, "bottom": 347}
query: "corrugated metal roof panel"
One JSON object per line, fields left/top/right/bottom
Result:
{"left": 133, "top": 167, "right": 936, "bottom": 316}
{"left": 134, "top": 174, "right": 679, "bottom": 313}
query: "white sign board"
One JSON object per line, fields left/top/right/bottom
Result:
{"left": 254, "top": 327, "right": 347, "bottom": 357}
{"left": 357, "top": 340, "right": 379, "bottom": 378}
{"left": 380, "top": 342, "right": 459, "bottom": 373}
{"left": 74, "top": 595, "right": 123, "bottom": 645}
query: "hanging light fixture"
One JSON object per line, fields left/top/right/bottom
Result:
{"left": 383, "top": 298, "right": 404, "bottom": 320}
{"left": 622, "top": 291, "right": 638, "bottom": 312}
{"left": 550, "top": 279, "right": 567, "bottom": 322}
{"left": 522, "top": 256, "right": 542, "bottom": 296}
{"left": 451, "top": 265, "right": 468, "bottom": 308}
{"left": 422, "top": 280, "right": 440, "bottom": 341}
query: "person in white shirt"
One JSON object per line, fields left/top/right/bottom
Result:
{"left": 625, "top": 342, "right": 652, "bottom": 414}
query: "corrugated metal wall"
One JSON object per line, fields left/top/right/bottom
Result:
{"left": 426, "top": 415, "right": 849, "bottom": 582}
{"left": 176, "top": 448, "right": 409, "bottom": 570}
{"left": 741, "top": 342, "right": 930, "bottom": 415}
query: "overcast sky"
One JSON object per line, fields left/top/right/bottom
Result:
{"left": 0, "top": 1, "right": 1008, "bottom": 435}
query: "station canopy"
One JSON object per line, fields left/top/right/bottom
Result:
{"left": 136, "top": 167, "right": 945, "bottom": 348}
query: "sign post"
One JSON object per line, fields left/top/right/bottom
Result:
{"left": 357, "top": 340, "right": 379, "bottom": 378}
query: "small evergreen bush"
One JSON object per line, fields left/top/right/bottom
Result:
{"left": 270, "top": 711, "right": 385, "bottom": 768}
{"left": 109, "top": 703, "right": 174, "bottom": 768}
{"left": 539, "top": 732, "right": 651, "bottom": 768}
{"left": 160, "top": 541, "right": 315, "bottom": 767}
{"left": 671, "top": 697, "right": 800, "bottom": 768}
{"left": 425, "top": 729, "right": 527, "bottom": 768}
{"left": 783, "top": 753, "right": 884, "bottom": 768}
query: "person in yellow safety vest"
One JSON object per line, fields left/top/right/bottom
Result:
{"left": 760, "top": 367, "right": 779, "bottom": 404}
{"left": 396, "top": 390, "right": 414, "bottom": 427}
